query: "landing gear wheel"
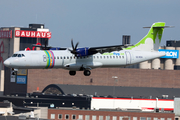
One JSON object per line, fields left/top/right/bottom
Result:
{"left": 84, "top": 70, "right": 91, "bottom": 76}
{"left": 69, "top": 71, "right": 76, "bottom": 76}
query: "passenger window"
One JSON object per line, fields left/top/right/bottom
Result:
{"left": 22, "top": 54, "right": 25, "bottom": 57}
{"left": 97, "top": 56, "right": 99, "bottom": 59}
{"left": 122, "top": 56, "right": 124, "bottom": 58}
{"left": 64, "top": 57, "right": 66, "bottom": 59}
{"left": 110, "top": 56, "right": 112, "bottom": 58}
{"left": 119, "top": 56, "right": 121, "bottom": 58}
{"left": 100, "top": 56, "right": 102, "bottom": 59}
{"left": 18, "top": 54, "right": 22, "bottom": 57}
{"left": 70, "top": 57, "right": 72, "bottom": 59}
{"left": 107, "top": 56, "right": 109, "bottom": 58}
{"left": 94, "top": 56, "right": 95, "bottom": 59}
{"left": 57, "top": 56, "right": 59, "bottom": 59}
{"left": 113, "top": 56, "right": 115, "bottom": 58}
{"left": 54, "top": 56, "right": 56, "bottom": 59}
{"left": 60, "top": 57, "right": 62, "bottom": 59}
{"left": 104, "top": 56, "right": 106, "bottom": 59}
{"left": 67, "top": 57, "right": 69, "bottom": 59}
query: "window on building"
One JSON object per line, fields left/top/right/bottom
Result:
{"left": 133, "top": 117, "right": 137, "bottom": 120}
{"left": 160, "top": 118, "right": 165, "bottom": 120}
{"left": 50, "top": 114, "right": 55, "bottom": 119}
{"left": 79, "top": 115, "right": 83, "bottom": 120}
{"left": 72, "top": 115, "right": 76, "bottom": 119}
{"left": 147, "top": 117, "right": 151, "bottom": 120}
{"left": 65, "top": 114, "right": 69, "bottom": 119}
{"left": 154, "top": 118, "right": 158, "bottom": 120}
{"left": 58, "top": 114, "right": 62, "bottom": 119}
{"left": 167, "top": 118, "right": 172, "bottom": 120}
{"left": 119, "top": 116, "right": 123, "bottom": 120}
{"left": 92, "top": 115, "right": 96, "bottom": 120}
{"left": 141, "top": 117, "right": 146, "bottom": 120}
{"left": 99, "top": 116, "right": 103, "bottom": 120}
{"left": 85, "top": 115, "right": 90, "bottom": 120}
{"left": 106, "top": 116, "right": 110, "bottom": 120}
{"left": 113, "top": 116, "right": 117, "bottom": 120}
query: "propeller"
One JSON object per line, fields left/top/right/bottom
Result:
{"left": 69, "top": 39, "right": 79, "bottom": 56}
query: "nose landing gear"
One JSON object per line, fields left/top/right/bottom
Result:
{"left": 69, "top": 71, "right": 76, "bottom": 76}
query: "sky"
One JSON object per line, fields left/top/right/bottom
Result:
{"left": 0, "top": 0, "right": 180, "bottom": 48}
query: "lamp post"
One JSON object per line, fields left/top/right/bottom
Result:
{"left": 112, "top": 76, "right": 118, "bottom": 97}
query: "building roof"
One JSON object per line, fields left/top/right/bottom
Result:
{"left": 42, "top": 84, "right": 180, "bottom": 99}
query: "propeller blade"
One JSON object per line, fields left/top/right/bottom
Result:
{"left": 70, "top": 39, "right": 79, "bottom": 56}
{"left": 71, "top": 39, "right": 75, "bottom": 51}
{"left": 74, "top": 42, "right": 79, "bottom": 50}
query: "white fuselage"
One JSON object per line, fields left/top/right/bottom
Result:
{"left": 4, "top": 49, "right": 165, "bottom": 71}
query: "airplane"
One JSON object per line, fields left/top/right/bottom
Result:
{"left": 4, "top": 22, "right": 168, "bottom": 76}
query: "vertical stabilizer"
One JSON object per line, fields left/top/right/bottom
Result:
{"left": 125, "top": 22, "right": 165, "bottom": 51}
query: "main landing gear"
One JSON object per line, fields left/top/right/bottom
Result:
{"left": 84, "top": 70, "right": 91, "bottom": 76}
{"left": 69, "top": 70, "right": 91, "bottom": 76}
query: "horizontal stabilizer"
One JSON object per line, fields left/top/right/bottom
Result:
{"left": 143, "top": 26, "right": 174, "bottom": 28}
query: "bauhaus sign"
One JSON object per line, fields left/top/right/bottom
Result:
{"left": 159, "top": 49, "right": 179, "bottom": 59}
{"left": 15, "top": 30, "right": 51, "bottom": 38}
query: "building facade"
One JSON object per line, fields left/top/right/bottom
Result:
{"left": 0, "top": 24, "right": 51, "bottom": 95}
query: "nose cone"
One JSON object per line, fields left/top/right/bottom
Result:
{"left": 4, "top": 59, "right": 10, "bottom": 67}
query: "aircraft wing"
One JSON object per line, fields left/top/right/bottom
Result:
{"left": 88, "top": 45, "right": 127, "bottom": 54}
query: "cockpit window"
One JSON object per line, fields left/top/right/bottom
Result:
{"left": 12, "top": 54, "right": 18, "bottom": 57}
{"left": 12, "top": 54, "right": 25, "bottom": 57}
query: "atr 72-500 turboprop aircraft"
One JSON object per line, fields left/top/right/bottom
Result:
{"left": 4, "top": 22, "right": 168, "bottom": 76}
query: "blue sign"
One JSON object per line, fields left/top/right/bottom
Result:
{"left": 16, "top": 76, "right": 27, "bottom": 84}
{"left": 159, "top": 49, "right": 179, "bottom": 59}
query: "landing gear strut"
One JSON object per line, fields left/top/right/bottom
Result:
{"left": 69, "top": 71, "right": 76, "bottom": 76}
{"left": 84, "top": 70, "right": 91, "bottom": 76}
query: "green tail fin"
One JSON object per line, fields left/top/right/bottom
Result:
{"left": 125, "top": 22, "right": 165, "bottom": 51}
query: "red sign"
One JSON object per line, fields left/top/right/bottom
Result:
{"left": 0, "top": 30, "right": 12, "bottom": 38}
{"left": 15, "top": 30, "right": 51, "bottom": 38}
